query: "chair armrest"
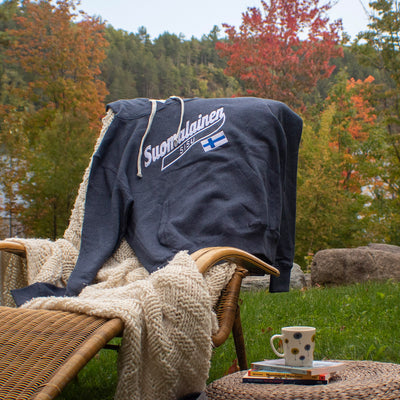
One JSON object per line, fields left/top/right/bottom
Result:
{"left": 0, "top": 243, "right": 280, "bottom": 273}
{"left": 191, "top": 247, "right": 279, "bottom": 277}
{"left": 0, "top": 241, "right": 26, "bottom": 258}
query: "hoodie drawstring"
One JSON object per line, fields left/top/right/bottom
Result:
{"left": 170, "top": 96, "right": 185, "bottom": 145}
{"left": 137, "top": 99, "right": 157, "bottom": 178}
{"left": 137, "top": 96, "right": 184, "bottom": 178}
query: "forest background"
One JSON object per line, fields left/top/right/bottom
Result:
{"left": 0, "top": 0, "right": 399, "bottom": 270}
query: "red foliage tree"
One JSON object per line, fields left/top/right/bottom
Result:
{"left": 216, "top": 0, "right": 344, "bottom": 109}
{"left": 327, "top": 74, "right": 378, "bottom": 192}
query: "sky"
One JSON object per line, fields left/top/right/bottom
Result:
{"left": 77, "top": 0, "right": 372, "bottom": 40}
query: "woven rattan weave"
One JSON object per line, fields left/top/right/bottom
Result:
{"left": 205, "top": 360, "right": 400, "bottom": 399}
{"left": 0, "top": 306, "right": 123, "bottom": 400}
{"left": 0, "top": 245, "right": 279, "bottom": 398}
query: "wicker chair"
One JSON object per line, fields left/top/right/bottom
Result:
{"left": 0, "top": 242, "right": 278, "bottom": 400}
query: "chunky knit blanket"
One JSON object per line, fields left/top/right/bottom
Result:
{"left": 1, "top": 111, "right": 236, "bottom": 400}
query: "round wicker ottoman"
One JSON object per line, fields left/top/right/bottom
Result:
{"left": 205, "top": 361, "right": 400, "bottom": 399}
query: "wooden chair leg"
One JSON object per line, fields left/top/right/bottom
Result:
{"left": 232, "top": 305, "right": 248, "bottom": 370}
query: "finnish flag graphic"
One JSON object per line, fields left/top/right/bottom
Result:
{"left": 201, "top": 131, "right": 228, "bottom": 152}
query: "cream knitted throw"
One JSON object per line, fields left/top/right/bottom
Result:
{"left": 2, "top": 110, "right": 236, "bottom": 400}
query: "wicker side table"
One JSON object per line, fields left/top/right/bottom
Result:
{"left": 206, "top": 361, "right": 400, "bottom": 399}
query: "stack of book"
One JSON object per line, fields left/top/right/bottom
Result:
{"left": 242, "top": 359, "right": 345, "bottom": 385}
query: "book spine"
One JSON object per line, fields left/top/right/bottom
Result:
{"left": 250, "top": 364, "right": 312, "bottom": 375}
{"left": 248, "top": 370, "right": 328, "bottom": 380}
{"left": 242, "top": 376, "right": 328, "bottom": 385}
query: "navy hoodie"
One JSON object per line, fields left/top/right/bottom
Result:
{"left": 12, "top": 97, "right": 302, "bottom": 305}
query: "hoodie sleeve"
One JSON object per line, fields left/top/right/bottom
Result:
{"left": 65, "top": 120, "right": 134, "bottom": 297}
{"left": 266, "top": 101, "right": 303, "bottom": 292}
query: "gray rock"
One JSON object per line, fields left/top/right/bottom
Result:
{"left": 241, "top": 274, "right": 270, "bottom": 291}
{"left": 290, "top": 263, "right": 307, "bottom": 290}
{"left": 241, "top": 263, "right": 309, "bottom": 291}
{"left": 362, "top": 243, "right": 400, "bottom": 254}
{"left": 311, "top": 243, "right": 400, "bottom": 286}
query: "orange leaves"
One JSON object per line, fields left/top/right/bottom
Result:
{"left": 324, "top": 73, "right": 380, "bottom": 193}
{"left": 7, "top": 0, "right": 108, "bottom": 124}
{"left": 344, "top": 76, "right": 377, "bottom": 142}
{"left": 217, "top": 0, "right": 343, "bottom": 109}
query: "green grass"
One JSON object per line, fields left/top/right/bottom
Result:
{"left": 57, "top": 280, "right": 400, "bottom": 398}
{"left": 56, "top": 343, "right": 119, "bottom": 400}
{"left": 209, "top": 279, "right": 400, "bottom": 381}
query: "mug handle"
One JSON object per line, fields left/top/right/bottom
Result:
{"left": 270, "top": 334, "right": 285, "bottom": 357}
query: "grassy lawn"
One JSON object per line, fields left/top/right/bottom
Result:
{"left": 57, "top": 279, "right": 400, "bottom": 399}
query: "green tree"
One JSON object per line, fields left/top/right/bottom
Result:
{"left": 1, "top": 0, "right": 108, "bottom": 239}
{"left": 0, "top": 0, "right": 26, "bottom": 238}
{"left": 352, "top": 0, "right": 400, "bottom": 244}
{"left": 153, "top": 32, "right": 182, "bottom": 66}
{"left": 296, "top": 72, "right": 385, "bottom": 266}
{"left": 101, "top": 27, "right": 141, "bottom": 102}
{"left": 101, "top": 25, "right": 241, "bottom": 102}
{"left": 296, "top": 104, "right": 366, "bottom": 267}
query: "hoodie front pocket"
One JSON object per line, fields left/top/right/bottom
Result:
{"left": 158, "top": 159, "right": 275, "bottom": 250}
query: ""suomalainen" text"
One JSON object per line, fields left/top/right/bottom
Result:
{"left": 144, "top": 107, "right": 225, "bottom": 168}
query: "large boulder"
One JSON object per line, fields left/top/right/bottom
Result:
{"left": 311, "top": 243, "right": 400, "bottom": 286}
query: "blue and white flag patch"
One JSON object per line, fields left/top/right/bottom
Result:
{"left": 201, "top": 131, "right": 228, "bottom": 152}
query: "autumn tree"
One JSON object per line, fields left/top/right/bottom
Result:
{"left": 352, "top": 0, "right": 400, "bottom": 244}
{"left": 295, "top": 71, "right": 386, "bottom": 266}
{"left": 1, "top": 0, "right": 108, "bottom": 239}
{"left": 216, "top": 0, "right": 343, "bottom": 110}
{"left": 0, "top": 0, "right": 26, "bottom": 238}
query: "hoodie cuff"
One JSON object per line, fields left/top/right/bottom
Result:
{"left": 11, "top": 282, "right": 66, "bottom": 307}
{"left": 269, "top": 265, "right": 292, "bottom": 292}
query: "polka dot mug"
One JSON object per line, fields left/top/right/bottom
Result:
{"left": 270, "top": 326, "right": 316, "bottom": 367}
